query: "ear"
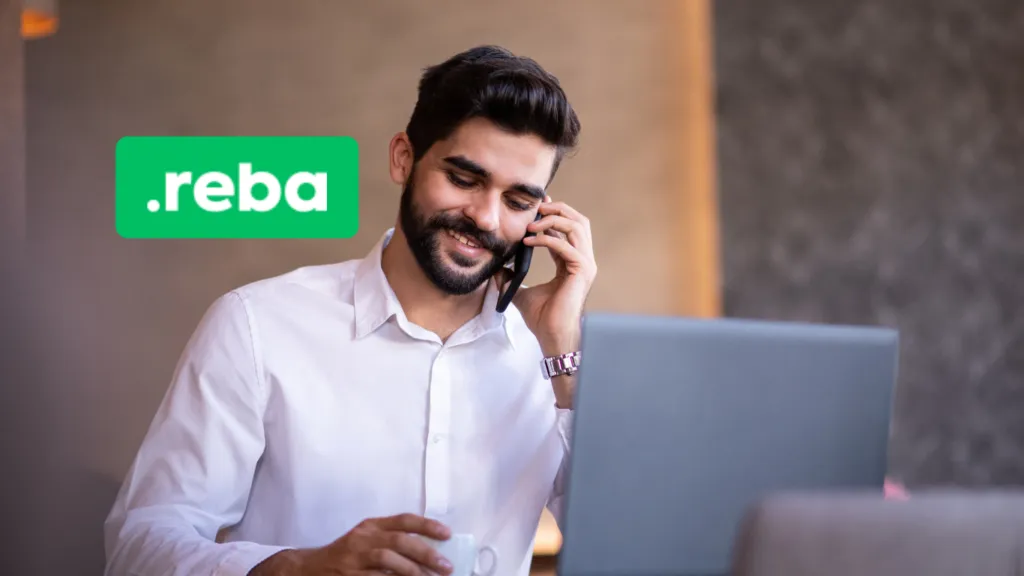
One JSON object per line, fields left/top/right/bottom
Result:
{"left": 388, "top": 132, "right": 415, "bottom": 186}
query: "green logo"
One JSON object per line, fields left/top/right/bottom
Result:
{"left": 115, "top": 136, "right": 359, "bottom": 238}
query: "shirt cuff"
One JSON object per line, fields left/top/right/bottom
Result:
{"left": 214, "top": 542, "right": 294, "bottom": 576}
{"left": 555, "top": 407, "right": 574, "bottom": 453}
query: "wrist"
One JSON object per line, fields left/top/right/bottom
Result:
{"left": 539, "top": 350, "right": 580, "bottom": 409}
{"left": 552, "top": 378, "right": 575, "bottom": 409}
{"left": 248, "top": 548, "right": 310, "bottom": 576}
{"left": 537, "top": 327, "right": 582, "bottom": 410}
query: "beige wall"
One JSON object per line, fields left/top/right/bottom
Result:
{"left": 22, "top": 0, "right": 717, "bottom": 571}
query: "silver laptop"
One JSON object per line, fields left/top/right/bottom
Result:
{"left": 556, "top": 313, "right": 899, "bottom": 576}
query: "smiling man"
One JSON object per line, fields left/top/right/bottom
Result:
{"left": 104, "top": 45, "right": 596, "bottom": 576}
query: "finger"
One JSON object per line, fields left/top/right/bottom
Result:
{"left": 363, "top": 548, "right": 427, "bottom": 576}
{"left": 382, "top": 532, "right": 454, "bottom": 575}
{"left": 523, "top": 233, "right": 589, "bottom": 270}
{"left": 544, "top": 228, "right": 568, "bottom": 251}
{"left": 529, "top": 214, "right": 587, "bottom": 250}
{"left": 538, "top": 201, "right": 590, "bottom": 234}
{"left": 374, "top": 513, "right": 451, "bottom": 540}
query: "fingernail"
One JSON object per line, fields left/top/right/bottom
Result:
{"left": 439, "top": 557, "right": 453, "bottom": 571}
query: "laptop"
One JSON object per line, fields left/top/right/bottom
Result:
{"left": 556, "top": 313, "right": 899, "bottom": 576}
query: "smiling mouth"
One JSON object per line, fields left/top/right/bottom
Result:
{"left": 445, "top": 229, "right": 482, "bottom": 249}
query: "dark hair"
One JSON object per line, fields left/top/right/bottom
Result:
{"left": 405, "top": 45, "right": 581, "bottom": 181}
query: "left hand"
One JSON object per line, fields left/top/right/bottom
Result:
{"left": 497, "top": 197, "right": 597, "bottom": 406}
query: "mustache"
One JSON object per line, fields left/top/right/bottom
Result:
{"left": 427, "top": 213, "right": 507, "bottom": 253}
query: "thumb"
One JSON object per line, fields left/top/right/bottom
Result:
{"left": 493, "top": 267, "right": 532, "bottom": 309}
{"left": 510, "top": 278, "right": 537, "bottom": 311}
{"left": 493, "top": 266, "right": 512, "bottom": 289}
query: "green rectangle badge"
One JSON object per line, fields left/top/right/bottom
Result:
{"left": 116, "top": 136, "right": 359, "bottom": 239}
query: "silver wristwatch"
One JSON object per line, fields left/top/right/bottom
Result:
{"left": 540, "top": 351, "right": 582, "bottom": 380}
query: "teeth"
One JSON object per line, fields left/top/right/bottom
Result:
{"left": 448, "top": 230, "right": 479, "bottom": 248}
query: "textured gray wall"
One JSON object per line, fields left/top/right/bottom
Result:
{"left": 714, "top": 0, "right": 1024, "bottom": 486}
{"left": 21, "top": 1, "right": 694, "bottom": 573}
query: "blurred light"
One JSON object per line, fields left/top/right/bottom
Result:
{"left": 22, "top": 0, "right": 58, "bottom": 39}
{"left": 533, "top": 508, "right": 562, "bottom": 556}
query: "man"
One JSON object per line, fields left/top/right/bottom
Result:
{"left": 104, "top": 45, "right": 595, "bottom": 576}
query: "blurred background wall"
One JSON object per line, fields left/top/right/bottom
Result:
{"left": 0, "top": 0, "right": 24, "bottom": 256}
{"left": 0, "top": 4, "right": 35, "bottom": 575}
{"left": 8, "top": 0, "right": 718, "bottom": 573}
{"left": 714, "top": 0, "right": 1024, "bottom": 487}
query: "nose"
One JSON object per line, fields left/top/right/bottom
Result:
{"left": 463, "top": 192, "right": 501, "bottom": 234}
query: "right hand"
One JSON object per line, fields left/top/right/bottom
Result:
{"left": 249, "top": 513, "right": 454, "bottom": 576}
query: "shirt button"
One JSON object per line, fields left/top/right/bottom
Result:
{"left": 432, "top": 434, "right": 444, "bottom": 444}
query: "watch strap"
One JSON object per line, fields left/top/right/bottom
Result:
{"left": 540, "top": 351, "right": 582, "bottom": 380}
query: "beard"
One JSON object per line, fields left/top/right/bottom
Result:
{"left": 398, "top": 173, "right": 517, "bottom": 296}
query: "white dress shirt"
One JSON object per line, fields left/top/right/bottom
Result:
{"left": 104, "top": 228, "right": 574, "bottom": 576}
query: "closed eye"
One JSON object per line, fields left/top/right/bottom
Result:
{"left": 505, "top": 198, "right": 532, "bottom": 211}
{"left": 446, "top": 171, "right": 477, "bottom": 189}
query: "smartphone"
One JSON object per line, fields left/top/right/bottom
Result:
{"left": 496, "top": 212, "right": 542, "bottom": 313}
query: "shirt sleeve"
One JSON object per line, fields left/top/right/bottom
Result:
{"left": 103, "top": 291, "right": 291, "bottom": 576}
{"left": 545, "top": 407, "right": 575, "bottom": 529}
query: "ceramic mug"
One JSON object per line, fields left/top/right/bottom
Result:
{"left": 420, "top": 533, "right": 498, "bottom": 576}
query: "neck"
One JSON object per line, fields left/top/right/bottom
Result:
{"left": 380, "top": 226, "right": 489, "bottom": 342}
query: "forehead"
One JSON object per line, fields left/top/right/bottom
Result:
{"left": 428, "top": 117, "right": 557, "bottom": 188}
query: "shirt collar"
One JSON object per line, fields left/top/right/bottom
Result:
{"left": 353, "top": 228, "right": 519, "bottom": 350}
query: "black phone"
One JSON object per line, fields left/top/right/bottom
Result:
{"left": 496, "top": 212, "right": 542, "bottom": 313}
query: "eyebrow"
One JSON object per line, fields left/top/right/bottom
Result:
{"left": 442, "top": 155, "right": 546, "bottom": 200}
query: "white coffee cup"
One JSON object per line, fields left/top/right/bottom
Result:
{"left": 420, "top": 533, "right": 498, "bottom": 576}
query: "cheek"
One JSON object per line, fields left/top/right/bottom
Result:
{"left": 419, "top": 172, "right": 469, "bottom": 212}
{"left": 503, "top": 221, "right": 530, "bottom": 244}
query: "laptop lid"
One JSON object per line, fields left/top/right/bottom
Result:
{"left": 556, "top": 313, "right": 899, "bottom": 576}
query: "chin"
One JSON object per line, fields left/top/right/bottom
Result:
{"left": 431, "top": 258, "right": 495, "bottom": 295}
{"left": 442, "top": 250, "right": 492, "bottom": 273}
